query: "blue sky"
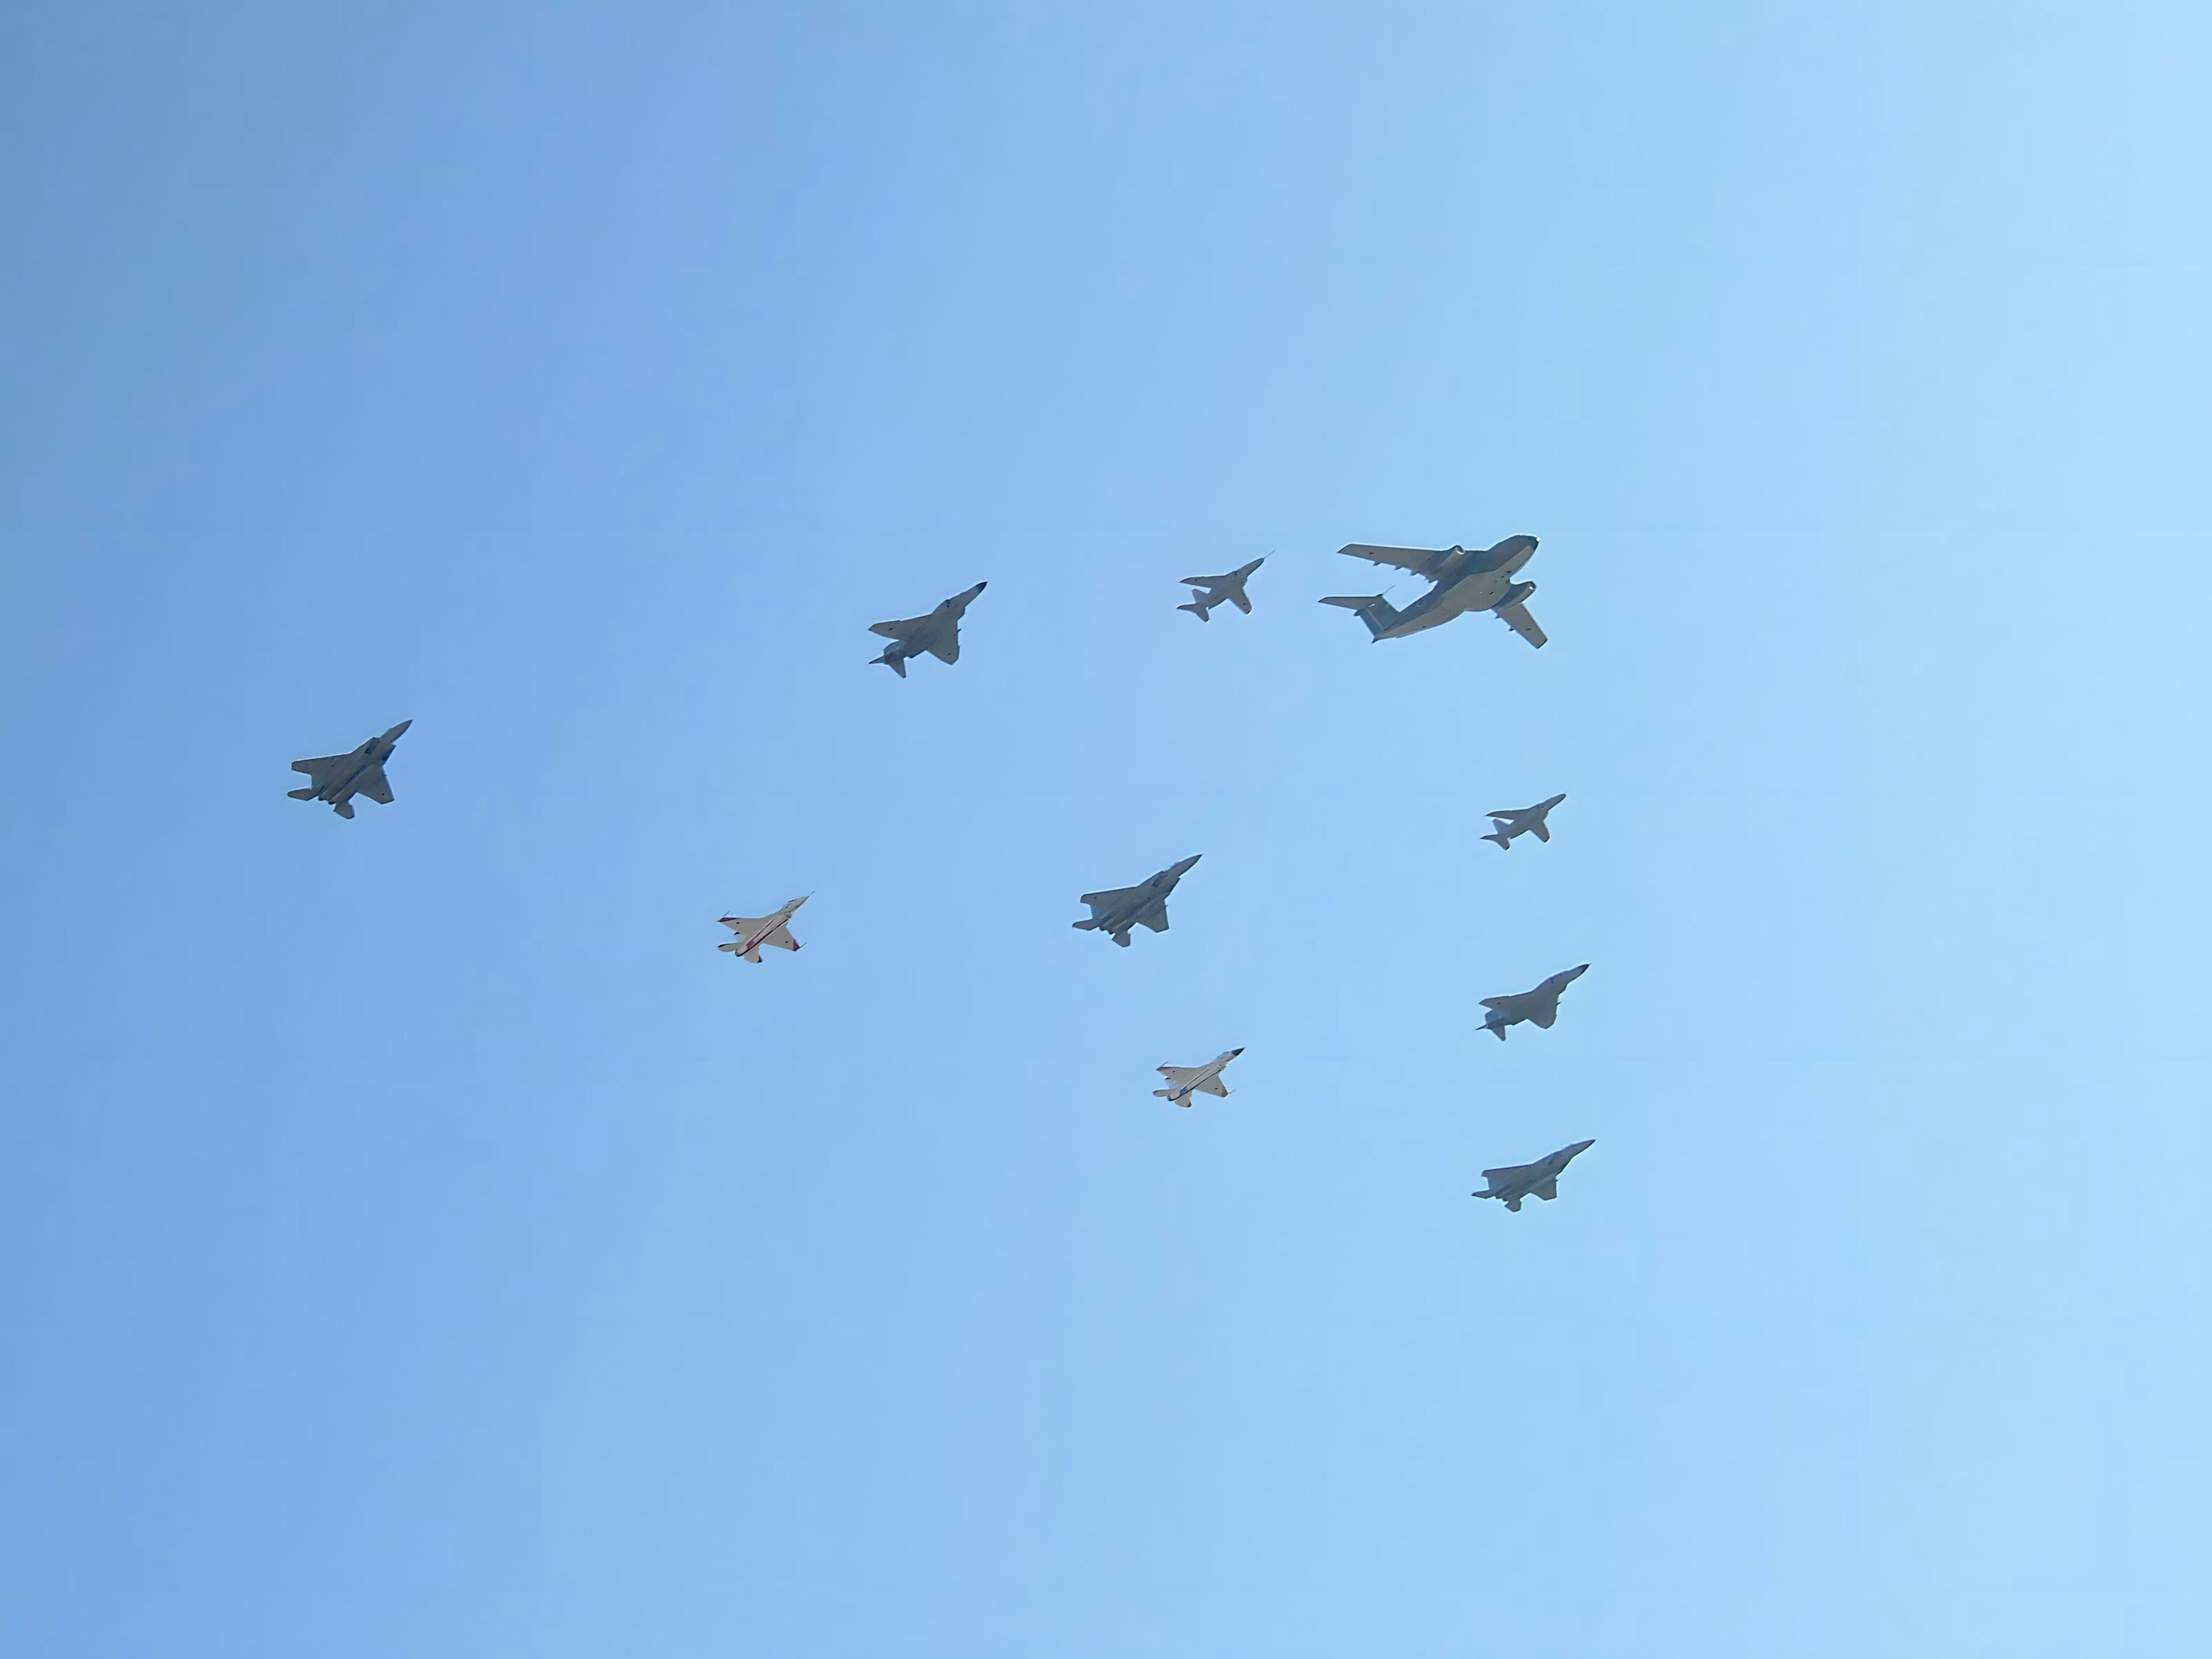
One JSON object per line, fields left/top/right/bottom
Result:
{"left": 2, "top": 4, "right": 2207, "bottom": 1654}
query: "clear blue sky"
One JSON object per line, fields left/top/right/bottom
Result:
{"left": 3, "top": 4, "right": 2207, "bottom": 1654}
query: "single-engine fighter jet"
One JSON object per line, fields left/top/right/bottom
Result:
{"left": 1480, "top": 963, "right": 1589, "bottom": 1040}
{"left": 1177, "top": 558, "right": 1264, "bottom": 621}
{"left": 869, "top": 581, "right": 987, "bottom": 676}
{"left": 1073, "top": 855, "right": 1200, "bottom": 947}
{"left": 718, "top": 895, "right": 808, "bottom": 963}
{"left": 1474, "top": 1139, "right": 1594, "bottom": 1211}
{"left": 1320, "top": 535, "right": 1546, "bottom": 647}
{"left": 1153, "top": 1048, "right": 1244, "bottom": 1107}
{"left": 287, "top": 721, "right": 411, "bottom": 819}
{"left": 1483, "top": 793, "right": 1567, "bottom": 850}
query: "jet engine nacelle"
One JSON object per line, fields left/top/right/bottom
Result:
{"left": 1503, "top": 581, "right": 1536, "bottom": 605}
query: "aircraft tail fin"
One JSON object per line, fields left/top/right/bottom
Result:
{"left": 1319, "top": 594, "right": 1401, "bottom": 638}
{"left": 1151, "top": 1088, "right": 1191, "bottom": 1105}
{"left": 287, "top": 787, "right": 317, "bottom": 801}
{"left": 872, "top": 650, "right": 908, "bottom": 677}
{"left": 1177, "top": 600, "right": 1211, "bottom": 620}
{"left": 332, "top": 800, "right": 355, "bottom": 820}
{"left": 1480, "top": 829, "right": 1510, "bottom": 849}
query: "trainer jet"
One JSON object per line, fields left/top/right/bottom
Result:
{"left": 718, "top": 895, "right": 807, "bottom": 963}
{"left": 1480, "top": 963, "right": 1589, "bottom": 1040}
{"left": 1482, "top": 793, "right": 1566, "bottom": 850}
{"left": 1320, "top": 535, "right": 1546, "bottom": 647}
{"left": 869, "top": 581, "right": 987, "bottom": 676}
{"left": 287, "top": 721, "right": 411, "bottom": 819}
{"left": 1473, "top": 1139, "right": 1594, "bottom": 1211}
{"left": 1073, "top": 855, "right": 1200, "bottom": 947}
{"left": 1177, "top": 558, "right": 1264, "bottom": 622}
{"left": 1153, "top": 1048, "right": 1244, "bottom": 1107}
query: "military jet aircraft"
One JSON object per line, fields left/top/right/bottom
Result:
{"left": 1482, "top": 793, "right": 1567, "bottom": 850}
{"left": 869, "top": 581, "right": 987, "bottom": 676}
{"left": 1480, "top": 963, "right": 1589, "bottom": 1040}
{"left": 1177, "top": 558, "right": 1264, "bottom": 621}
{"left": 1473, "top": 1139, "right": 1594, "bottom": 1211}
{"left": 1073, "top": 855, "right": 1200, "bottom": 946}
{"left": 1320, "top": 535, "right": 1545, "bottom": 646}
{"left": 718, "top": 895, "right": 808, "bottom": 963}
{"left": 1153, "top": 1048, "right": 1244, "bottom": 1106}
{"left": 287, "top": 721, "right": 411, "bottom": 819}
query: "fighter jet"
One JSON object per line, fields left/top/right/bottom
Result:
{"left": 1320, "top": 535, "right": 1546, "bottom": 647}
{"left": 869, "top": 582, "right": 987, "bottom": 676}
{"left": 1473, "top": 1139, "right": 1594, "bottom": 1211}
{"left": 287, "top": 721, "right": 411, "bottom": 819}
{"left": 1480, "top": 963, "right": 1589, "bottom": 1040}
{"left": 718, "top": 895, "right": 808, "bottom": 963}
{"left": 1482, "top": 793, "right": 1567, "bottom": 850}
{"left": 1153, "top": 1048, "right": 1244, "bottom": 1107}
{"left": 1073, "top": 855, "right": 1200, "bottom": 947}
{"left": 1177, "top": 558, "right": 1264, "bottom": 621}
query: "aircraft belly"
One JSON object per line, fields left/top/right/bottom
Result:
{"left": 1381, "top": 603, "right": 1456, "bottom": 638}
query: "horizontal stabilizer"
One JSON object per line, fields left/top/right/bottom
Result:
{"left": 1177, "top": 601, "right": 1210, "bottom": 620}
{"left": 1152, "top": 1089, "right": 1192, "bottom": 1106}
{"left": 332, "top": 800, "right": 355, "bottom": 820}
{"left": 1481, "top": 830, "right": 1510, "bottom": 849}
{"left": 287, "top": 787, "right": 317, "bottom": 801}
{"left": 1319, "top": 594, "right": 1402, "bottom": 639}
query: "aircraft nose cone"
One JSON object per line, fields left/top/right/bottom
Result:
{"left": 387, "top": 719, "right": 412, "bottom": 737}
{"left": 1230, "top": 1047, "right": 1245, "bottom": 1056}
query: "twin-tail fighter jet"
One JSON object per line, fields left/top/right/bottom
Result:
{"left": 718, "top": 895, "right": 808, "bottom": 963}
{"left": 1482, "top": 793, "right": 1566, "bottom": 850}
{"left": 1473, "top": 1139, "right": 1594, "bottom": 1211}
{"left": 287, "top": 721, "right": 411, "bottom": 819}
{"left": 1480, "top": 963, "right": 1589, "bottom": 1041}
{"left": 869, "top": 582, "right": 987, "bottom": 677}
{"left": 1073, "top": 855, "right": 1200, "bottom": 947}
{"left": 1177, "top": 558, "right": 1264, "bottom": 622}
{"left": 1320, "top": 535, "right": 1546, "bottom": 647}
{"left": 1153, "top": 1048, "right": 1243, "bottom": 1106}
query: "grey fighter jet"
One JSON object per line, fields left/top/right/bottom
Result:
{"left": 1177, "top": 558, "right": 1264, "bottom": 621}
{"left": 718, "top": 895, "right": 807, "bottom": 964}
{"left": 1153, "top": 1048, "right": 1243, "bottom": 1107}
{"left": 1483, "top": 793, "right": 1567, "bottom": 850}
{"left": 1480, "top": 963, "right": 1589, "bottom": 1040}
{"left": 1073, "top": 855, "right": 1200, "bottom": 947}
{"left": 287, "top": 721, "right": 411, "bottom": 819}
{"left": 869, "top": 582, "right": 987, "bottom": 676}
{"left": 1474, "top": 1139, "right": 1594, "bottom": 1211}
{"left": 1320, "top": 535, "right": 1546, "bottom": 647}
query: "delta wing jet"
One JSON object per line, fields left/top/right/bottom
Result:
{"left": 1474, "top": 1139, "right": 1594, "bottom": 1211}
{"left": 1320, "top": 535, "right": 1546, "bottom": 647}
{"left": 1153, "top": 1048, "right": 1243, "bottom": 1107}
{"left": 718, "top": 895, "right": 808, "bottom": 963}
{"left": 1483, "top": 793, "right": 1566, "bottom": 850}
{"left": 1480, "top": 963, "right": 1589, "bottom": 1040}
{"left": 287, "top": 721, "right": 411, "bottom": 819}
{"left": 1177, "top": 558, "right": 1264, "bottom": 621}
{"left": 869, "top": 582, "right": 987, "bottom": 676}
{"left": 1073, "top": 855, "right": 1200, "bottom": 947}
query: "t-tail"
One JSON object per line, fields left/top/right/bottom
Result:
{"left": 1319, "top": 594, "right": 1403, "bottom": 639}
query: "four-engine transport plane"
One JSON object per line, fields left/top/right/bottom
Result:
{"left": 1480, "top": 963, "right": 1589, "bottom": 1040}
{"left": 869, "top": 581, "right": 987, "bottom": 676}
{"left": 287, "top": 721, "right": 412, "bottom": 819}
{"left": 1177, "top": 558, "right": 1265, "bottom": 621}
{"left": 1153, "top": 1048, "right": 1244, "bottom": 1106}
{"left": 718, "top": 895, "right": 808, "bottom": 963}
{"left": 1483, "top": 793, "right": 1567, "bottom": 850}
{"left": 1320, "top": 535, "right": 1546, "bottom": 647}
{"left": 1474, "top": 1139, "right": 1595, "bottom": 1211}
{"left": 1073, "top": 855, "right": 1201, "bottom": 947}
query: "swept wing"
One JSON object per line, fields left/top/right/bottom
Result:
{"left": 1337, "top": 543, "right": 1455, "bottom": 580}
{"left": 1496, "top": 601, "right": 1547, "bottom": 648}
{"left": 353, "top": 765, "right": 394, "bottom": 806}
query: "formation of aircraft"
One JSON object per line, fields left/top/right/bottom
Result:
{"left": 287, "top": 535, "right": 1600, "bottom": 1213}
{"left": 1483, "top": 793, "right": 1566, "bottom": 850}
